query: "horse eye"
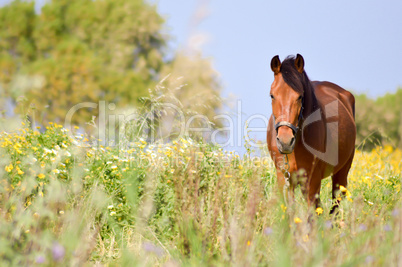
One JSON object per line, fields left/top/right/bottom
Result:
{"left": 297, "top": 96, "right": 302, "bottom": 101}
{"left": 270, "top": 94, "right": 275, "bottom": 100}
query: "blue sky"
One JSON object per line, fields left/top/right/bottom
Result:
{"left": 154, "top": 0, "right": 402, "bottom": 151}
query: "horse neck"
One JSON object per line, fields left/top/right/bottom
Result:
{"left": 303, "top": 82, "right": 318, "bottom": 117}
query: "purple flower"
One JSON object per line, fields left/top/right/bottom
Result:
{"left": 35, "top": 255, "right": 45, "bottom": 264}
{"left": 325, "top": 220, "right": 332, "bottom": 229}
{"left": 383, "top": 224, "right": 392, "bottom": 232}
{"left": 52, "top": 242, "right": 65, "bottom": 262}
{"left": 142, "top": 242, "right": 164, "bottom": 257}
{"left": 358, "top": 224, "right": 367, "bottom": 232}
{"left": 392, "top": 209, "right": 399, "bottom": 217}
{"left": 264, "top": 227, "right": 273, "bottom": 236}
{"left": 365, "top": 255, "right": 374, "bottom": 264}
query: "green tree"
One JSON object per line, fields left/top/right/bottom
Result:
{"left": 355, "top": 89, "right": 402, "bottom": 149}
{"left": 0, "top": 0, "right": 167, "bottom": 125}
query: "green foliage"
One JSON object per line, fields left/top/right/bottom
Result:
{"left": 355, "top": 88, "right": 402, "bottom": 150}
{"left": 0, "top": 0, "right": 166, "bottom": 125}
{"left": 0, "top": 0, "right": 222, "bottom": 128}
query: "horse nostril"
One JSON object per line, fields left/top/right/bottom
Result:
{"left": 290, "top": 137, "right": 295, "bottom": 146}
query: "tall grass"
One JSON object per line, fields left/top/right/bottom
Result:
{"left": 0, "top": 121, "right": 401, "bottom": 266}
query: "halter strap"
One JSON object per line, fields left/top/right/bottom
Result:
{"left": 273, "top": 104, "right": 304, "bottom": 135}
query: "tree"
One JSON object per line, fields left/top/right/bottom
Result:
{"left": 0, "top": 0, "right": 168, "bottom": 125}
{"left": 355, "top": 89, "right": 402, "bottom": 149}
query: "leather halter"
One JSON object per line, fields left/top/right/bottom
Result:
{"left": 273, "top": 98, "right": 304, "bottom": 135}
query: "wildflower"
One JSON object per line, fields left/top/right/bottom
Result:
{"left": 315, "top": 207, "right": 323, "bottom": 215}
{"left": 358, "top": 224, "right": 367, "bottom": 231}
{"left": 111, "top": 165, "right": 118, "bottom": 170}
{"left": 35, "top": 256, "right": 45, "bottom": 264}
{"left": 38, "top": 173, "right": 45, "bottom": 179}
{"left": 247, "top": 241, "right": 251, "bottom": 246}
{"left": 52, "top": 169, "right": 60, "bottom": 174}
{"left": 392, "top": 209, "right": 399, "bottom": 217}
{"left": 52, "top": 242, "right": 65, "bottom": 262}
{"left": 264, "top": 227, "right": 273, "bottom": 236}
{"left": 142, "top": 242, "right": 164, "bottom": 257}
{"left": 365, "top": 255, "right": 374, "bottom": 264}
{"left": 110, "top": 211, "right": 116, "bottom": 216}
{"left": 108, "top": 205, "right": 114, "bottom": 209}
{"left": 294, "top": 217, "right": 302, "bottom": 224}
{"left": 383, "top": 224, "right": 391, "bottom": 232}
{"left": 5, "top": 164, "right": 13, "bottom": 172}
{"left": 281, "top": 204, "right": 287, "bottom": 212}
{"left": 339, "top": 185, "right": 347, "bottom": 192}
{"left": 59, "top": 211, "right": 64, "bottom": 215}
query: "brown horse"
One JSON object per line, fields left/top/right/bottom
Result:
{"left": 266, "top": 54, "right": 356, "bottom": 212}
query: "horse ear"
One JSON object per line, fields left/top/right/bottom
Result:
{"left": 270, "top": 55, "right": 281, "bottom": 75}
{"left": 295, "top": 54, "right": 304, "bottom": 73}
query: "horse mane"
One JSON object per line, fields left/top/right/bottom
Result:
{"left": 280, "top": 56, "right": 318, "bottom": 113}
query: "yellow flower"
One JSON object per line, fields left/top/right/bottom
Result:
{"left": 281, "top": 204, "right": 287, "bottom": 212}
{"left": 5, "top": 164, "right": 13, "bottom": 172}
{"left": 294, "top": 217, "right": 302, "bottom": 224}
{"left": 38, "top": 173, "right": 45, "bottom": 179}
{"left": 315, "top": 207, "right": 323, "bottom": 215}
{"left": 16, "top": 166, "right": 24, "bottom": 175}
{"left": 339, "top": 185, "right": 347, "bottom": 192}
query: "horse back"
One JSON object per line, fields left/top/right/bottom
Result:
{"left": 312, "top": 81, "right": 355, "bottom": 120}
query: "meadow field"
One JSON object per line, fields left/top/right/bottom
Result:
{"left": 0, "top": 123, "right": 401, "bottom": 266}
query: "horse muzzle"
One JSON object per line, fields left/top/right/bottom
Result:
{"left": 276, "top": 134, "right": 295, "bottom": 154}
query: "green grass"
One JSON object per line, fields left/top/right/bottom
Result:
{"left": 0, "top": 123, "right": 401, "bottom": 266}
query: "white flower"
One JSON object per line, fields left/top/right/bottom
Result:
{"left": 108, "top": 205, "right": 114, "bottom": 209}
